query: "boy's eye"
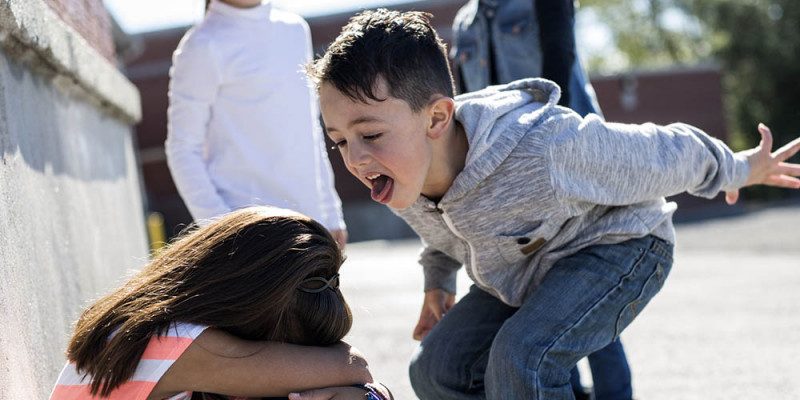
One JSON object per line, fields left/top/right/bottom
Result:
{"left": 328, "top": 133, "right": 380, "bottom": 150}
{"left": 331, "top": 140, "right": 346, "bottom": 150}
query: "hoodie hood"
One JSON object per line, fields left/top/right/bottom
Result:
{"left": 445, "top": 78, "right": 561, "bottom": 202}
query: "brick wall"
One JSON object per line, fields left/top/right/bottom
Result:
{"left": 43, "top": 0, "right": 116, "bottom": 62}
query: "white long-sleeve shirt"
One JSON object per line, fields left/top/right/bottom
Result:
{"left": 166, "top": 0, "right": 345, "bottom": 231}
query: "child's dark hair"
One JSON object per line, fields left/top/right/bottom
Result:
{"left": 66, "top": 207, "right": 352, "bottom": 396}
{"left": 307, "top": 9, "right": 455, "bottom": 112}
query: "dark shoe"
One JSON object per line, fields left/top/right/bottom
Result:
{"left": 573, "top": 387, "right": 593, "bottom": 400}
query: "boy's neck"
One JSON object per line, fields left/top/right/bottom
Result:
{"left": 424, "top": 120, "right": 469, "bottom": 202}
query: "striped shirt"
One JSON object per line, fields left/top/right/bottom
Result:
{"left": 50, "top": 322, "right": 208, "bottom": 400}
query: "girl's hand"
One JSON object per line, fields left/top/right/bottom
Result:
{"left": 288, "top": 386, "right": 366, "bottom": 400}
{"left": 288, "top": 383, "right": 392, "bottom": 400}
{"left": 412, "top": 289, "right": 455, "bottom": 341}
{"left": 726, "top": 123, "right": 800, "bottom": 204}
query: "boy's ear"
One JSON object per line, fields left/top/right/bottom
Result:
{"left": 426, "top": 96, "right": 456, "bottom": 140}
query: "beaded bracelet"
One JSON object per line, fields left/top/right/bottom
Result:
{"left": 351, "top": 382, "right": 393, "bottom": 400}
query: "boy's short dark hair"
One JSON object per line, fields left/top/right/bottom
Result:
{"left": 307, "top": 9, "right": 455, "bottom": 112}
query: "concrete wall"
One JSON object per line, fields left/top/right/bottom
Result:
{"left": 0, "top": 1, "right": 146, "bottom": 398}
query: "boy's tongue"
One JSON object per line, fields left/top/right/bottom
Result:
{"left": 370, "top": 175, "right": 393, "bottom": 203}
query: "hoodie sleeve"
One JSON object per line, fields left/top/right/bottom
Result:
{"left": 419, "top": 246, "right": 462, "bottom": 295}
{"left": 546, "top": 115, "right": 750, "bottom": 213}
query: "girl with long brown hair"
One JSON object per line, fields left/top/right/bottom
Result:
{"left": 50, "top": 206, "right": 390, "bottom": 399}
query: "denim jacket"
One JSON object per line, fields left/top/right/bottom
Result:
{"left": 452, "top": 0, "right": 603, "bottom": 117}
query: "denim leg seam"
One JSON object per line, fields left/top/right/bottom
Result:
{"left": 526, "top": 243, "right": 652, "bottom": 393}
{"left": 613, "top": 261, "right": 664, "bottom": 337}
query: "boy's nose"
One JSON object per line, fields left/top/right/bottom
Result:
{"left": 345, "top": 143, "right": 370, "bottom": 168}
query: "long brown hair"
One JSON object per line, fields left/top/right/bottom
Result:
{"left": 66, "top": 207, "right": 352, "bottom": 396}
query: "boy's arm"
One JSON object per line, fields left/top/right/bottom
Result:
{"left": 412, "top": 247, "right": 460, "bottom": 340}
{"left": 165, "top": 34, "right": 231, "bottom": 222}
{"left": 546, "top": 115, "right": 752, "bottom": 212}
{"left": 419, "top": 246, "right": 461, "bottom": 295}
{"left": 154, "top": 329, "right": 372, "bottom": 397}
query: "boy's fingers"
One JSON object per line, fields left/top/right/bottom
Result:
{"left": 725, "top": 190, "right": 739, "bottom": 205}
{"left": 765, "top": 175, "right": 800, "bottom": 189}
{"left": 778, "top": 162, "right": 800, "bottom": 177}
{"left": 412, "top": 326, "right": 422, "bottom": 340}
{"left": 413, "top": 307, "right": 437, "bottom": 340}
{"left": 774, "top": 136, "right": 800, "bottom": 162}
{"left": 425, "top": 291, "right": 448, "bottom": 319}
{"left": 412, "top": 327, "right": 425, "bottom": 340}
{"left": 431, "top": 300, "right": 446, "bottom": 320}
{"left": 413, "top": 322, "right": 431, "bottom": 340}
{"left": 445, "top": 294, "right": 456, "bottom": 310}
{"left": 758, "top": 123, "right": 773, "bottom": 152}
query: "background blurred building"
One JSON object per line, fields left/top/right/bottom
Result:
{"left": 124, "top": 0, "right": 729, "bottom": 242}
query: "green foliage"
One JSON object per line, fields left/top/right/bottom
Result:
{"left": 579, "top": 0, "right": 712, "bottom": 72}
{"left": 581, "top": 0, "right": 799, "bottom": 200}
{"left": 682, "top": 0, "right": 800, "bottom": 154}
{"left": 582, "top": 0, "right": 798, "bottom": 151}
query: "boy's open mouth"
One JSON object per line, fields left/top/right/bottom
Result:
{"left": 367, "top": 173, "right": 394, "bottom": 204}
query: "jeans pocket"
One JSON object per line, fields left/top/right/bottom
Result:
{"left": 613, "top": 260, "right": 669, "bottom": 338}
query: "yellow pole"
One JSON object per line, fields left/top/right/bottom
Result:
{"left": 147, "top": 212, "right": 167, "bottom": 253}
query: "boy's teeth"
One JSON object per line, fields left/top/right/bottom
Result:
{"left": 367, "top": 173, "right": 380, "bottom": 180}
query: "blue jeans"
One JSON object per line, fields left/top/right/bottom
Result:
{"left": 409, "top": 236, "right": 673, "bottom": 399}
{"left": 570, "top": 340, "right": 631, "bottom": 400}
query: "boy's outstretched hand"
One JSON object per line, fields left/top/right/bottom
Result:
{"left": 413, "top": 288, "right": 455, "bottom": 341}
{"left": 726, "top": 123, "right": 800, "bottom": 205}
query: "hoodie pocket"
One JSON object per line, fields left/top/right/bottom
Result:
{"left": 494, "top": 221, "right": 559, "bottom": 264}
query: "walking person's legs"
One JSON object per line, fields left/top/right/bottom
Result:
{"left": 569, "top": 367, "right": 588, "bottom": 399}
{"left": 589, "top": 340, "right": 633, "bottom": 400}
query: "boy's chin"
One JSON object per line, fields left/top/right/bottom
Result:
{"left": 386, "top": 196, "right": 415, "bottom": 210}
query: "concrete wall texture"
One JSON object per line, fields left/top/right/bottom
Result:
{"left": 0, "top": 0, "right": 146, "bottom": 398}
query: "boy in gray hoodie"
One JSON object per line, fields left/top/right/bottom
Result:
{"left": 307, "top": 9, "right": 800, "bottom": 400}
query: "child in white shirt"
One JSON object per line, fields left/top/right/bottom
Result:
{"left": 166, "top": 0, "right": 347, "bottom": 247}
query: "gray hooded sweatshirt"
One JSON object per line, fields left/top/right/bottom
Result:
{"left": 394, "top": 78, "right": 749, "bottom": 307}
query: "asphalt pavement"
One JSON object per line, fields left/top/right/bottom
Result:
{"left": 339, "top": 201, "right": 800, "bottom": 399}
